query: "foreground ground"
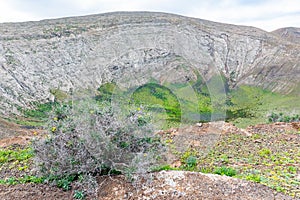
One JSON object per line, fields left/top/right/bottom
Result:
{"left": 0, "top": 120, "right": 299, "bottom": 199}
{"left": 0, "top": 170, "right": 295, "bottom": 200}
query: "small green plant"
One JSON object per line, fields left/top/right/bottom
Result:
{"left": 199, "top": 167, "right": 213, "bottom": 173}
{"left": 226, "top": 85, "right": 263, "bottom": 119}
{"left": 213, "top": 166, "right": 237, "bottom": 177}
{"left": 96, "top": 82, "right": 120, "bottom": 102}
{"left": 73, "top": 190, "right": 85, "bottom": 199}
{"left": 275, "top": 186, "right": 285, "bottom": 193}
{"left": 258, "top": 148, "right": 271, "bottom": 157}
{"left": 219, "top": 154, "right": 229, "bottom": 164}
{"left": 245, "top": 174, "right": 261, "bottom": 183}
{"left": 56, "top": 176, "right": 75, "bottom": 191}
{"left": 287, "top": 166, "right": 296, "bottom": 173}
{"left": 180, "top": 149, "right": 198, "bottom": 170}
{"left": 185, "top": 156, "right": 197, "bottom": 169}
{"left": 6, "top": 177, "right": 17, "bottom": 185}
{"left": 19, "top": 176, "right": 45, "bottom": 184}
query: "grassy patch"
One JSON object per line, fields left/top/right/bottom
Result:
{"left": 14, "top": 78, "right": 299, "bottom": 130}
{"left": 95, "top": 80, "right": 300, "bottom": 129}
{"left": 226, "top": 85, "right": 300, "bottom": 128}
{"left": 0, "top": 146, "right": 34, "bottom": 180}
{"left": 0, "top": 147, "right": 33, "bottom": 164}
{"left": 96, "top": 82, "right": 121, "bottom": 102}
{"left": 131, "top": 83, "right": 182, "bottom": 122}
{"left": 50, "top": 89, "right": 69, "bottom": 102}
{"left": 268, "top": 112, "right": 300, "bottom": 123}
{"left": 0, "top": 175, "right": 45, "bottom": 185}
{"left": 14, "top": 101, "right": 60, "bottom": 126}
{"left": 22, "top": 102, "right": 56, "bottom": 119}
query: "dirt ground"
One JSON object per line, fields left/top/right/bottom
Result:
{"left": 0, "top": 171, "right": 295, "bottom": 200}
{"left": 0, "top": 119, "right": 299, "bottom": 199}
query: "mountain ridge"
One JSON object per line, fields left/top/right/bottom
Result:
{"left": 272, "top": 27, "right": 300, "bottom": 44}
{"left": 0, "top": 12, "right": 299, "bottom": 116}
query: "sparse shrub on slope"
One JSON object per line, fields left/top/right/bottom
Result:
{"left": 32, "top": 100, "right": 164, "bottom": 195}
{"left": 268, "top": 112, "right": 300, "bottom": 123}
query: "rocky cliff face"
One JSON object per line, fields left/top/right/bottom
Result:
{"left": 0, "top": 12, "right": 299, "bottom": 115}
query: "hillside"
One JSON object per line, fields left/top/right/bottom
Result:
{"left": 0, "top": 12, "right": 299, "bottom": 116}
{"left": 272, "top": 27, "right": 300, "bottom": 44}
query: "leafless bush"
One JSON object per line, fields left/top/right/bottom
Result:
{"left": 32, "top": 99, "right": 164, "bottom": 195}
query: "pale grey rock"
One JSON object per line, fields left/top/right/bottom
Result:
{"left": 0, "top": 12, "right": 299, "bottom": 115}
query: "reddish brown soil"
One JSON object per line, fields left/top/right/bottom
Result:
{"left": 0, "top": 184, "right": 73, "bottom": 200}
{"left": 0, "top": 118, "right": 45, "bottom": 148}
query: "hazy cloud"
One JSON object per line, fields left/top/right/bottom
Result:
{"left": 0, "top": 0, "right": 299, "bottom": 31}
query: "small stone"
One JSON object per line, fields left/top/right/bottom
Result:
{"left": 196, "top": 123, "right": 203, "bottom": 127}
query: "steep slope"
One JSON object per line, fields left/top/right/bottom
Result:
{"left": 0, "top": 12, "right": 299, "bottom": 115}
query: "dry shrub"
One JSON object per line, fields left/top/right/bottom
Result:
{"left": 32, "top": 100, "right": 164, "bottom": 195}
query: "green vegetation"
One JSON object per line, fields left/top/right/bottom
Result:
{"left": 73, "top": 190, "right": 85, "bottom": 199}
{"left": 0, "top": 147, "right": 33, "bottom": 174}
{"left": 0, "top": 173, "right": 85, "bottom": 194}
{"left": 0, "top": 146, "right": 35, "bottom": 183}
{"left": 50, "top": 88, "right": 69, "bottom": 102}
{"left": 22, "top": 102, "right": 57, "bottom": 119}
{"left": 268, "top": 112, "right": 300, "bottom": 123}
{"left": 151, "top": 164, "right": 176, "bottom": 172}
{"left": 185, "top": 156, "right": 198, "bottom": 169}
{"left": 0, "top": 175, "right": 45, "bottom": 185}
{"left": 179, "top": 148, "right": 199, "bottom": 170}
{"left": 213, "top": 166, "right": 237, "bottom": 177}
{"left": 158, "top": 124, "right": 300, "bottom": 198}
{"left": 194, "top": 131, "right": 300, "bottom": 197}
{"left": 19, "top": 76, "right": 300, "bottom": 129}
{"left": 245, "top": 173, "right": 262, "bottom": 183}
{"left": 226, "top": 85, "right": 263, "bottom": 119}
{"left": 0, "top": 147, "right": 33, "bottom": 163}
{"left": 96, "top": 82, "right": 120, "bottom": 102}
{"left": 226, "top": 85, "right": 300, "bottom": 127}
{"left": 119, "top": 79, "right": 299, "bottom": 128}
{"left": 94, "top": 77, "right": 215, "bottom": 128}
{"left": 131, "top": 83, "right": 181, "bottom": 122}
{"left": 14, "top": 101, "right": 59, "bottom": 126}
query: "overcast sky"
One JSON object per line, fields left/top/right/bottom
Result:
{"left": 0, "top": 0, "right": 299, "bottom": 31}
